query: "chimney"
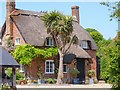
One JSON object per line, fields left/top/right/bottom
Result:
{"left": 6, "top": 0, "right": 15, "bottom": 37}
{"left": 71, "top": 6, "right": 79, "bottom": 24}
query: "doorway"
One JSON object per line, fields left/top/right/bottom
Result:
{"left": 77, "top": 59, "right": 85, "bottom": 84}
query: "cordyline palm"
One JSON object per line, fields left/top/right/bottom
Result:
{"left": 41, "top": 11, "right": 78, "bottom": 84}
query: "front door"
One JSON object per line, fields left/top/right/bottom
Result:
{"left": 77, "top": 59, "right": 85, "bottom": 84}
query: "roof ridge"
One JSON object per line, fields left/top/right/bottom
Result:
{"left": 16, "top": 8, "right": 47, "bottom": 13}
{"left": 10, "top": 9, "right": 47, "bottom": 17}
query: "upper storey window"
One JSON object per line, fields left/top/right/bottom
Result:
{"left": 81, "top": 40, "right": 91, "bottom": 49}
{"left": 15, "top": 38, "right": 20, "bottom": 45}
{"left": 46, "top": 37, "right": 54, "bottom": 46}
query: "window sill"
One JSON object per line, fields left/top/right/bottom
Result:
{"left": 45, "top": 72, "right": 54, "bottom": 74}
{"left": 15, "top": 44, "right": 20, "bottom": 45}
{"left": 63, "top": 72, "right": 67, "bottom": 74}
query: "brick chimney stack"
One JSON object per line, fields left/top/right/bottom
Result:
{"left": 71, "top": 6, "right": 79, "bottom": 24}
{"left": 6, "top": 0, "right": 15, "bottom": 37}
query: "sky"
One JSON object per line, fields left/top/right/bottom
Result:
{"left": 0, "top": 1, "right": 118, "bottom": 39}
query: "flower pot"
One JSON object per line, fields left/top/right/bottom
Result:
{"left": 89, "top": 78, "right": 94, "bottom": 84}
{"left": 38, "top": 79, "right": 42, "bottom": 84}
{"left": 20, "top": 80, "right": 27, "bottom": 85}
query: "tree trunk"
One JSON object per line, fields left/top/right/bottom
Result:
{"left": 56, "top": 49, "right": 64, "bottom": 84}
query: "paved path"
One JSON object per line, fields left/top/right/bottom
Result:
{"left": 16, "top": 83, "right": 112, "bottom": 88}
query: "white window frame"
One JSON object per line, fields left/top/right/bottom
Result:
{"left": 45, "top": 60, "right": 54, "bottom": 74}
{"left": 63, "top": 64, "right": 67, "bottom": 73}
{"left": 46, "top": 38, "right": 54, "bottom": 46}
{"left": 81, "top": 40, "right": 88, "bottom": 49}
{"left": 15, "top": 38, "right": 20, "bottom": 45}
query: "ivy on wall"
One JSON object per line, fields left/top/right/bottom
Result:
{"left": 11, "top": 44, "right": 58, "bottom": 65}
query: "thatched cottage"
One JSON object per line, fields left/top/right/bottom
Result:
{"left": 1, "top": 0, "right": 98, "bottom": 84}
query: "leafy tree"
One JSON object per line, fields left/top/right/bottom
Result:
{"left": 100, "top": 1, "right": 120, "bottom": 89}
{"left": 85, "top": 28, "right": 97, "bottom": 33}
{"left": 100, "top": 2, "right": 120, "bottom": 21}
{"left": 85, "top": 28, "right": 112, "bottom": 82}
{"left": 101, "top": 34, "right": 120, "bottom": 89}
{"left": 41, "top": 11, "right": 78, "bottom": 84}
{"left": 85, "top": 28, "right": 104, "bottom": 46}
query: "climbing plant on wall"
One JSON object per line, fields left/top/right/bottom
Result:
{"left": 11, "top": 44, "right": 58, "bottom": 65}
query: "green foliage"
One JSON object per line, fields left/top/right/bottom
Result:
{"left": 100, "top": 2, "right": 120, "bottom": 21}
{"left": 99, "top": 32, "right": 120, "bottom": 89}
{"left": 100, "top": 2, "right": 120, "bottom": 89}
{"left": 47, "top": 78, "right": 56, "bottom": 84}
{"left": 88, "top": 70, "right": 95, "bottom": 78}
{"left": 90, "top": 31, "right": 104, "bottom": 45}
{"left": 41, "top": 11, "right": 78, "bottom": 51}
{"left": 16, "top": 72, "right": 25, "bottom": 80}
{"left": 41, "top": 11, "right": 77, "bottom": 84}
{"left": 69, "top": 68, "right": 80, "bottom": 75}
{"left": 11, "top": 44, "right": 58, "bottom": 65}
{"left": 0, "top": 83, "right": 13, "bottom": 90}
{"left": 5, "top": 68, "right": 25, "bottom": 80}
{"left": 85, "top": 28, "right": 97, "bottom": 33}
{"left": 5, "top": 68, "right": 12, "bottom": 79}
{"left": 85, "top": 28, "right": 104, "bottom": 45}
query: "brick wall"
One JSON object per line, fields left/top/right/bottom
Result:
{"left": 85, "top": 50, "right": 97, "bottom": 78}
{"left": 12, "top": 23, "right": 26, "bottom": 45}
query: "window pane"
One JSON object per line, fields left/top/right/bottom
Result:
{"left": 50, "top": 68, "right": 53, "bottom": 72}
{"left": 63, "top": 65, "right": 67, "bottom": 72}
{"left": 15, "top": 38, "right": 20, "bottom": 45}
{"left": 81, "top": 41, "right": 88, "bottom": 49}
{"left": 46, "top": 38, "right": 53, "bottom": 46}
{"left": 46, "top": 68, "right": 49, "bottom": 72}
{"left": 46, "top": 39, "right": 49, "bottom": 46}
{"left": 50, "top": 38, "right": 53, "bottom": 45}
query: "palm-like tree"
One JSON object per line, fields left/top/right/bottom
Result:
{"left": 41, "top": 11, "right": 78, "bottom": 84}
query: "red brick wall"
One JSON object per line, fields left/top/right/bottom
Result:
{"left": 2, "top": 22, "right": 26, "bottom": 46}
{"left": 85, "top": 50, "right": 97, "bottom": 77}
{"left": 12, "top": 23, "right": 26, "bottom": 45}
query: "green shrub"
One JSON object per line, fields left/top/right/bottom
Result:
{"left": 16, "top": 72, "right": 24, "bottom": 80}
{"left": 47, "top": 78, "right": 56, "bottom": 84}
{"left": 88, "top": 70, "right": 95, "bottom": 78}
{"left": 70, "top": 68, "right": 80, "bottom": 75}
{"left": 5, "top": 68, "right": 25, "bottom": 80}
{"left": 0, "top": 83, "right": 13, "bottom": 90}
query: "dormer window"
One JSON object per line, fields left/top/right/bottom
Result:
{"left": 46, "top": 37, "right": 54, "bottom": 46}
{"left": 81, "top": 40, "right": 91, "bottom": 49}
{"left": 15, "top": 38, "right": 20, "bottom": 45}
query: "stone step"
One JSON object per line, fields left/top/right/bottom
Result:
{"left": 98, "top": 80, "right": 106, "bottom": 84}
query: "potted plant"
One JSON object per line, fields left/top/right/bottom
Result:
{"left": 88, "top": 69, "right": 95, "bottom": 84}
{"left": 70, "top": 68, "right": 80, "bottom": 78}
{"left": 70, "top": 68, "right": 80, "bottom": 84}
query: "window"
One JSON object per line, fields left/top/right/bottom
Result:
{"left": 45, "top": 60, "right": 54, "bottom": 74}
{"left": 46, "top": 38, "right": 54, "bottom": 46}
{"left": 15, "top": 38, "right": 20, "bottom": 45}
{"left": 19, "top": 64, "right": 24, "bottom": 73}
{"left": 81, "top": 40, "right": 91, "bottom": 49}
{"left": 63, "top": 64, "right": 67, "bottom": 73}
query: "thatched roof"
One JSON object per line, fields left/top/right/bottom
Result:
{"left": 73, "top": 22, "right": 98, "bottom": 50}
{"left": 0, "top": 46, "right": 19, "bottom": 67}
{"left": 10, "top": 9, "right": 97, "bottom": 49}
{"left": 1, "top": 9, "right": 97, "bottom": 59}
{"left": 11, "top": 9, "right": 49, "bottom": 46}
{"left": 63, "top": 45, "right": 91, "bottom": 63}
